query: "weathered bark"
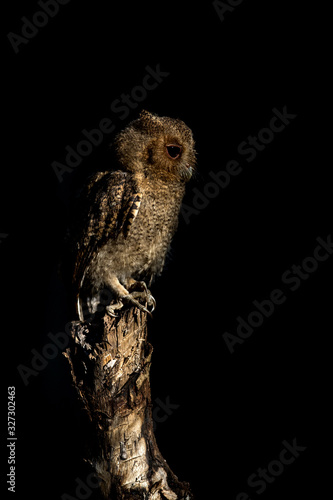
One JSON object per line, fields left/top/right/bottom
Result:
{"left": 64, "top": 307, "right": 193, "bottom": 500}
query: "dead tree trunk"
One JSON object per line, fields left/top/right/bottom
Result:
{"left": 64, "top": 307, "right": 193, "bottom": 500}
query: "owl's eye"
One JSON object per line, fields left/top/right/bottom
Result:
{"left": 166, "top": 144, "right": 182, "bottom": 160}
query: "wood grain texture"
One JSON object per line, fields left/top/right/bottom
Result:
{"left": 64, "top": 308, "right": 193, "bottom": 500}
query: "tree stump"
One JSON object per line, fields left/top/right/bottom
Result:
{"left": 64, "top": 307, "right": 193, "bottom": 500}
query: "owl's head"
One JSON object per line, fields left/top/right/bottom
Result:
{"left": 114, "top": 110, "right": 196, "bottom": 182}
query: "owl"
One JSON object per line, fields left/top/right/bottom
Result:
{"left": 67, "top": 110, "right": 196, "bottom": 321}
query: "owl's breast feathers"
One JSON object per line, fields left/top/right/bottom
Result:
{"left": 71, "top": 170, "right": 184, "bottom": 303}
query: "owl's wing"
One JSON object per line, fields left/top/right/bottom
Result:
{"left": 71, "top": 170, "right": 141, "bottom": 303}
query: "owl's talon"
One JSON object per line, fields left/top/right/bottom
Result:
{"left": 147, "top": 294, "right": 156, "bottom": 312}
{"left": 123, "top": 292, "right": 154, "bottom": 317}
{"left": 106, "top": 301, "right": 123, "bottom": 317}
{"left": 129, "top": 281, "right": 156, "bottom": 309}
{"left": 106, "top": 308, "right": 119, "bottom": 318}
{"left": 106, "top": 291, "right": 155, "bottom": 318}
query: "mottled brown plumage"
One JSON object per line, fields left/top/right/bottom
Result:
{"left": 68, "top": 110, "right": 196, "bottom": 320}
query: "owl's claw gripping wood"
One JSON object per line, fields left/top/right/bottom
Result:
{"left": 106, "top": 294, "right": 153, "bottom": 318}
{"left": 128, "top": 281, "right": 156, "bottom": 313}
{"left": 105, "top": 301, "right": 124, "bottom": 317}
{"left": 105, "top": 281, "right": 156, "bottom": 318}
{"left": 123, "top": 292, "right": 155, "bottom": 317}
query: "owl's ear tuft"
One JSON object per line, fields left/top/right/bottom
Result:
{"left": 139, "top": 109, "right": 152, "bottom": 119}
{"left": 138, "top": 110, "right": 163, "bottom": 134}
{"left": 139, "top": 110, "right": 155, "bottom": 126}
{"left": 139, "top": 109, "right": 162, "bottom": 124}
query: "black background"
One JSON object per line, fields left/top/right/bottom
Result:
{"left": 2, "top": 1, "right": 331, "bottom": 499}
